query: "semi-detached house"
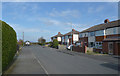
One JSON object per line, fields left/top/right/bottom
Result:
{"left": 51, "top": 29, "right": 79, "bottom": 45}
{"left": 51, "top": 32, "right": 63, "bottom": 44}
{"left": 79, "top": 19, "right": 120, "bottom": 55}
{"left": 62, "top": 29, "right": 79, "bottom": 45}
{"left": 51, "top": 19, "right": 120, "bottom": 55}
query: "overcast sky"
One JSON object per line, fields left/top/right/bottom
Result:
{"left": 2, "top": 2, "right": 118, "bottom": 42}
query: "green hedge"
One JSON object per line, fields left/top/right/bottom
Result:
{"left": 2, "top": 20, "right": 17, "bottom": 71}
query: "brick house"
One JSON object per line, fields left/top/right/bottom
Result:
{"left": 62, "top": 29, "right": 79, "bottom": 45}
{"left": 103, "top": 38, "right": 120, "bottom": 55}
{"left": 78, "top": 19, "right": 120, "bottom": 55}
{"left": 51, "top": 32, "right": 63, "bottom": 44}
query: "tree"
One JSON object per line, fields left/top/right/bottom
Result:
{"left": 38, "top": 37, "right": 46, "bottom": 45}
{"left": 17, "top": 39, "right": 24, "bottom": 46}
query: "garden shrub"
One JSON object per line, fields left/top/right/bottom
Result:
{"left": 48, "top": 42, "right": 53, "bottom": 47}
{"left": 2, "top": 20, "right": 17, "bottom": 71}
{"left": 38, "top": 43, "right": 45, "bottom": 46}
{"left": 52, "top": 39, "right": 58, "bottom": 49}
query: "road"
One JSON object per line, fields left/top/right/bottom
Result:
{"left": 5, "top": 45, "right": 119, "bottom": 74}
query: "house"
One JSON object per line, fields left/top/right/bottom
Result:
{"left": 79, "top": 19, "right": 120, "bottom": 55}
{"left": 103, "top": 38, "right": 120, "bottom": 55}
{"left": 50, "top": 19, "right": 120, "bottom": 55}
{"left": 62, "top": 29, "right": 79, "bottom": 45}
{"left": 51, "top": 32, "right": 63, "bottom": 44}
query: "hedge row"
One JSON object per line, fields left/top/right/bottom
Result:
{"left": 2, "top": 20, "right": 17, "bottom": 71}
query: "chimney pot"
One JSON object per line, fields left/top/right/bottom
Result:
{"left": 58, "top": 32, "right": 61, "bottom": 34}
{"left": 104, "top": 19, "right": 110, "bottom": 23}
{"left": 72, "top": 29, "right": 75, "bottom": 31}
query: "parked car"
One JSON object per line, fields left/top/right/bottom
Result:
{"left": 25, "top": 41, "right": 31, "bottom": 46}
{"left": 67, "top": 44, "right": 73, "bottom": 50}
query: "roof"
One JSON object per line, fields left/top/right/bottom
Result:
{"left": 51, "top": 32, "right": 63, "bottom": 38}
{"left": 80, "top": 19, "right": 120, "bottom": 33}
{"left": 63, "top": 29, "right": 79, "bottom": 36}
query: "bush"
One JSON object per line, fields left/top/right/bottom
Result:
{"left": 52, "top": 39, "right": 58, "bottom": 49}
{"left": 2, "top": 20, "right": 17, "bottom": 71}
{"left": 48, "top": 42, "right": 53, "bottom": 47}
{"left": 38, "top": 43, "right": 45, "bottom": 46}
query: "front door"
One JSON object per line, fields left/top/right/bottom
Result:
{"left": 108, "top": 42, "right": 113, "bottom": 54}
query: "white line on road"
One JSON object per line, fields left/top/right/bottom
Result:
{"left": 32, "top": 53, "right": 49, "bottom": 75}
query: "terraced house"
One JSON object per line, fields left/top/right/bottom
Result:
{"left": 79, "top": 19, "right": 120, "bottom": 55}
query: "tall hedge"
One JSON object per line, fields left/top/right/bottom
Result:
{"left": 2, "top": 20, "right": 17, "bottom": 71}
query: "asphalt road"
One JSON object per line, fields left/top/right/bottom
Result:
{"left": 5, "top": 45, "right": 119, "bottom": 74}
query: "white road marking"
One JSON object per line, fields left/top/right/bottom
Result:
{"left": 103, "top": 62, "right": 108, "bottom": 63}
{"left": 32, "top": 53, "right": 49, "bottom": 75}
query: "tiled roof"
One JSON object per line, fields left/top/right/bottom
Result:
{"left": 63, "top": 29, "right": 79, "bottom": 36}
{"left": 51, "top": 32, "right": 63, "bottom": 38}
{"left": 80, "top": 19, "right": 120, "bottom": 33}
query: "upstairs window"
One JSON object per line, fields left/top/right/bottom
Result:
{"left": 89, "top": 32, "right": 95, "bottom": 36}
{"left": 95, "top": 30, "right": 104, "bottom": 36}
{"left": 79, "top": 33, "right": 82, "bottom": 38}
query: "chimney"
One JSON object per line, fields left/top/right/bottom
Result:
{"left": 72, "top": 29, "right": 75, "bottom": 31}
{"left": 104, "top": 19, "right": 110, "bottom": 23}
{"left": 58, "top": 32, "right": 61, "bottom": 35}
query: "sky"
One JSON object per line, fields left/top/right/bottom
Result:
{"left": 2, "top": 2, "right": 118, "bottom": 42}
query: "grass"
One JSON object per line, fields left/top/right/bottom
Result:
{"left": 87, "top": 50, "right": 107, "bottom": 55}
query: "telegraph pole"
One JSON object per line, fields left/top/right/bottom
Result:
{"left": 23, "top": 32, "right": 24, "bottom": 46}
{"left": 71, "top": 22, "right": 72, "bottom": 51}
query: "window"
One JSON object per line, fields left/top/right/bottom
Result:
{"left": 106, "top": 27, "right": 117, "bottom": 35}
{"left": 89, "top": 32, "right": 95, "bottom": 36}
{"left": 79, "top": 33, "right": 82, "bottom": 38}
{"left": 89, "top": 42, "right": 95, "bottom": 47}
{"left": 95, "top": 30, "right": 104, "bottom": 36}
{"left": 62, "top": 37, "right": 64, "bottom": 42}
{"left": 84, "top": 34, "right": 86, "bottom": 37}
{"left": 118, "top": 27, "right": 120, "bottom": 34}
{"left": 65, "top": 36, "right": 68, "bottom": 42}
{"left": 95, "top": 42, "right": 102, "bottom": 49}
{"left": 113, "top": 27, "right": 116, "bottom": 34}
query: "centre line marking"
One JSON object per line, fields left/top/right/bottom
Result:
{"left": 32, "top": 53, "right": 49, "bottom": 75}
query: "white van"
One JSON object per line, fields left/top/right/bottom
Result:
{"left": 25, "top": 41, "right": 31, "bottom": 46}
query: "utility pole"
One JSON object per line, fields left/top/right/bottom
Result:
{"left": 71, "top": 22, "right": 72, "bottom": 51}
{"left": 23, "top": 32, "right": 24, "bottom": 46}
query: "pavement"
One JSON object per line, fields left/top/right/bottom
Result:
{"left": 4, "top": 45, "right": 119, "bottom": 74}
{"left": 4, "top": 45, "right": 46, "bottom": 74}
